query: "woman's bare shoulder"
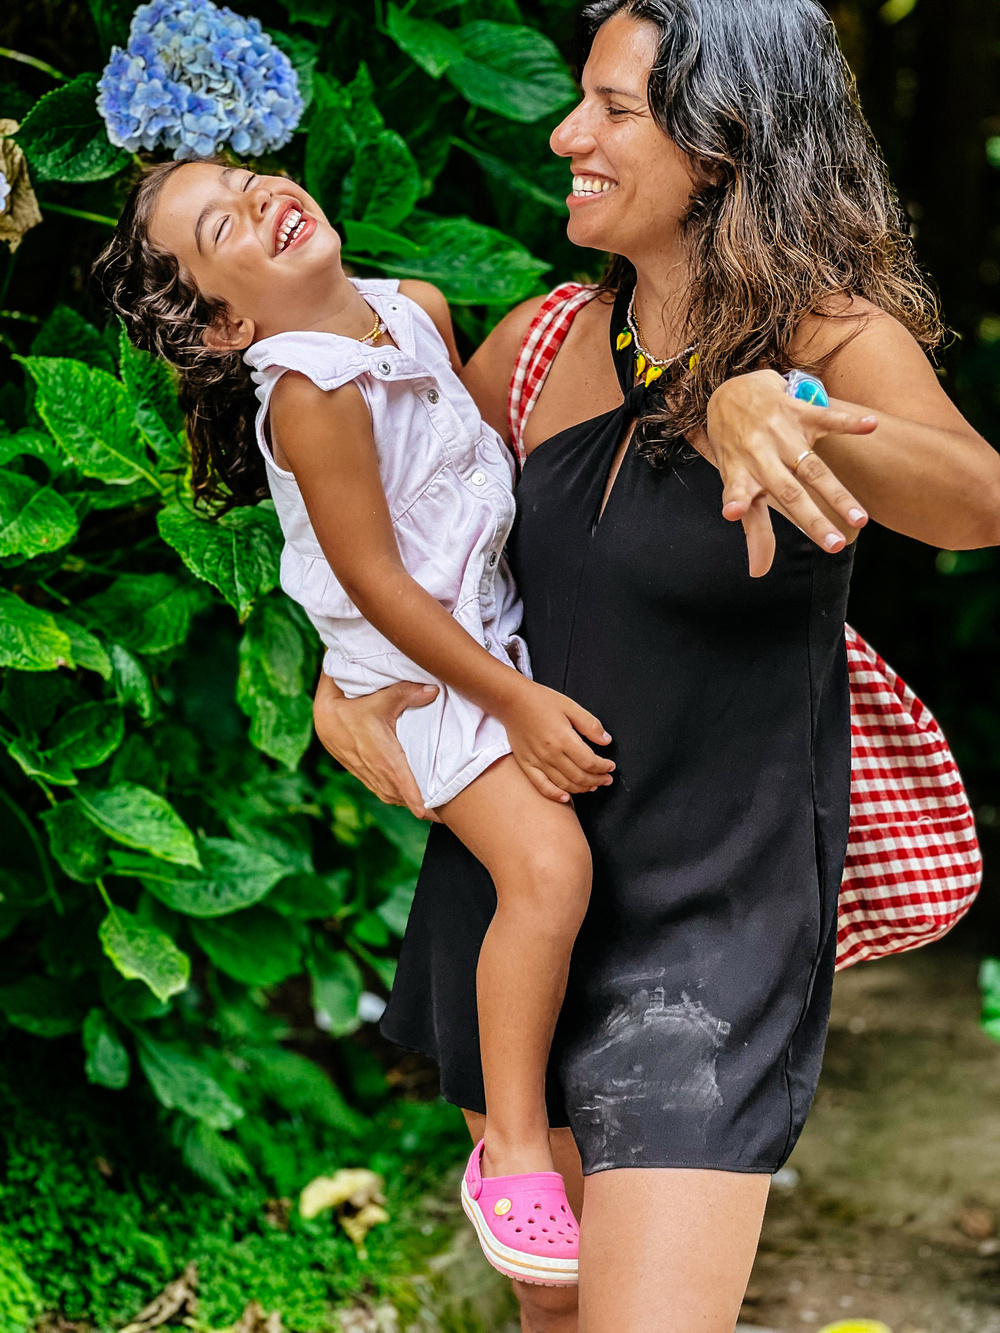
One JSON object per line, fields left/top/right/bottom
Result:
{"left": 460, "top": 293, "right": 558, "bottom": 443}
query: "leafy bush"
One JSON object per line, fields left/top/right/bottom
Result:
{"left": 0, "top": 0, "right": 590, "bottom": 1206}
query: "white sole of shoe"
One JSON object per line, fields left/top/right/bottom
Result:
{"left": 460, "top": 1177, "right": 579, "bottom": 1287}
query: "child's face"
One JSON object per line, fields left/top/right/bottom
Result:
{"left": 149, "top": 161, "right": 343, "bottom": 344}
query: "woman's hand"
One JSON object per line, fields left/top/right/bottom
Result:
{"left": 313, "top": 671, "right": 442, "bottom": 822}
{"left": 500, "top": 680, "right": 615, "bottom": 803}
{"left": 706, "top": 370, "right": 877, "bottom": 577}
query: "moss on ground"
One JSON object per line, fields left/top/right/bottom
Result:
{"left": 0, "top": 1034, "right": 475, "bottom": 1331}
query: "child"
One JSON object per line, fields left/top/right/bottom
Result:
{"left": 94, "top": 159, "right": 616, "bottom": 1286}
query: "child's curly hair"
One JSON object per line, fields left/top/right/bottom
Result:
{"left": 92, "top": 158, "right": 265, "bottom": 508}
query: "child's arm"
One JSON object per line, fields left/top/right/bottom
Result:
{"left": 270, "top": 372, "right": 615, "bottom": 801}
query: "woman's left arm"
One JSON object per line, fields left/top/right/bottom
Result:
{"left": 707, "top": 303, "right": 1000, "bottom": 571}
{"left": 802, "top": 310, "right": 1000, "bottom": 549}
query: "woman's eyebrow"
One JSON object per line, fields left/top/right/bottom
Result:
{"left": 593, "top": 83, "right": 644, "bottom": 100}
{"left": 194, "top": 167, "right": 239, "bottom": 253}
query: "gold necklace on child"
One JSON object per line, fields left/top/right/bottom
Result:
{"left": 356, "top": 307, "right": 385, "bottom": 344}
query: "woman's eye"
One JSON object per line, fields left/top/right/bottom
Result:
{"left": 607, "top": 107, "right": 630, "bottom": 118}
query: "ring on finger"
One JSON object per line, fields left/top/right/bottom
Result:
{"left": 791, "top": 449, "right": 814, "bottom": 473}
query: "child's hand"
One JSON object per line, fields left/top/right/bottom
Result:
{"left": 502, "top": 681, "right": 615, "bottom": 802}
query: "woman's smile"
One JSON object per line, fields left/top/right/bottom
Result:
{"left": 568, "top": 172, "right": 619, "bottom": 207}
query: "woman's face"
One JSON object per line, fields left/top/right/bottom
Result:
{"left": 550, "top": 13, "right": 700, "bottom": 261}
{"left": 148, "top": 162, "right": 344, "bottom": 344}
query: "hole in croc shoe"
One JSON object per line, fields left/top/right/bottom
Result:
{"left": 560, "top": 1205, "right": 567, "bottom": 1212}
{"left": 515, "top": 1228, "right": 522, "bottom": 1233}
{"left": 534, "top": 1204, "right": 541, "bottom": 1209}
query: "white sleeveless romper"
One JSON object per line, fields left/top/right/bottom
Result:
{"left": 243, "top": 278, "right": 530, "bottom": 809}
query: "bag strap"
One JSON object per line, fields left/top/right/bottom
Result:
{"left": 507, "top": 282, "right": 600, "bottom": 465}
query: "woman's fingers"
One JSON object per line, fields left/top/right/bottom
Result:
{"left": 383, "top": 680, "right": 440, "bottom": 720}
{"left": 794, "top": 400, "right": 879, "bottom": 438}
{"left": 791, "top": 449, "right": 868, "bottom": 529}
{"left": 720, "top": 466, "right": 762, "bottom": 522}
{"left": 741, "top": 495, "right": 776, "bottom": 578}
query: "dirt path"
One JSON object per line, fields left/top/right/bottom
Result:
{"left": 742, "top": 943, "right": 1000, "bottom": 1333}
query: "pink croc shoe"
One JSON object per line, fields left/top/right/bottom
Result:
{"left": 460, "top": 1140, "right": 579, "bottom": 1286}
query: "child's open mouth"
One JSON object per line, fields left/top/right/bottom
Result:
{"left": 273, "top": 201, "right": 315, "bottom": 255}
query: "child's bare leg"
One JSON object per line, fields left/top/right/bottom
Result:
{"left": 440, "top": 755, "right": 591, "bottom": 1179}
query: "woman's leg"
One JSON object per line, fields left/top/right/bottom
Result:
{"left": 442, "top": 756, "right": 591, "bottom": 1178}
{"left": 579, "top": 1168, "right": 770, "bottom": 1333}
{"left": 464, "top": 1110, "right": 582, "bottom": 1333}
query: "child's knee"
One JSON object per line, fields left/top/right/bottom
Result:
{"left": 496, "top": 834, "right": 592, "bottom": 929}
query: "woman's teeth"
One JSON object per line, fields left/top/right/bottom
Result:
{"left": 276, "top": 208, "right": 305, "bottom": 252}
{"left": 572, "top": 176, "right": 614, "bottom": 197}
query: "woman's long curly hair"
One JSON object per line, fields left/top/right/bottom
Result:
{"left": 579, "top": 0, "right": 944, "bottom": 461}
{"left": 92, "top": 158, "right": 265, "bottom": 508}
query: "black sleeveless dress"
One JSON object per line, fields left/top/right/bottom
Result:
{"left": 381, "top": 282, "right": 854, "bottom": 1175}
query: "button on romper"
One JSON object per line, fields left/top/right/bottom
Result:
{"left": 243, "top": 278, "right": 530, "bottom": 809}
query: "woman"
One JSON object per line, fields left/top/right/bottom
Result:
{"left": 316, "top": 1, "right": 1000, "bottom": 1328}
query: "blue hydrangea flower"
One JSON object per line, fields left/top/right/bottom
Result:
{"left": 0, "top": 170, "right": 10, "bottom": 215}
{"left": 97, "top": 0, "right": 303, "bottom": 159}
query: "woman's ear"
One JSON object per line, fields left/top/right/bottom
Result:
{"left": 203, "top": 313, "right": 255, "bottom": 353}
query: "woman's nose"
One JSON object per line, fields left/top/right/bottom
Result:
{"left": 550, "top": 103, "right": 596, "bottom": 159}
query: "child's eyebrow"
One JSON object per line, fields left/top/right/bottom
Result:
{"left": 194, "top": 167, "right": 239, "bottom": 254}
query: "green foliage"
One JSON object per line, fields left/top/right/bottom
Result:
{"left": 0, "top": 0, "right": 586, "bottom": 1258}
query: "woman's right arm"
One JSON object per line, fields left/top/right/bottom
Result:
{"left": 313, "top": 671, "right": 442, "bottom": 821}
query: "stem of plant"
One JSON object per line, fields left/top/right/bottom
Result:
{"left": 0, "top": 47, "right": 67, "bottom": 80}
{"left": 0, "top": 786, "right": 63, "bottom": 915}
{"left": 95, "top": 877, "right": 117, "bottom": 917}
{"left": 43, "top": 203, "right": 119, "bottom": 228}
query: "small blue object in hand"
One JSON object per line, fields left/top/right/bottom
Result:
{"left": 784, "top": 370, "right": 830, "bottom": 408}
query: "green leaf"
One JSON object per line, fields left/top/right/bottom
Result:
{"left": 178, "top": 1120, "right": 252, "bottom": 1195}
{"left": 268, "top": 869, "right": 349, "bottom": 918}
{"left": 453, "top": 138, "right": 566, "bottom": 211}
{"left": 384, "top": 214, "right": 549, "bottom": 304}
{"left": 110, "top": 643, "right": 156, "bottom": 719}
{"left": 303, "top": 73, "right": 355, "bottom": 216}
{"left": 350, "top": 130, "right": 422, "bottom": 229}
{"left": 99, "top": 904, "right": 191, "bottom": 1002}
{"left": 342, "top": 219, "right": 426, "bottom": 258}
{"left": 246, "top": 1045, "right": 367, "bottom": 1134}
{"left": 0, "top": 472, "right": 79, "bottom": 560}
{"left": 41, "top": 800, "right": 109, "bottom": 881}
{"left": 117, "top": 331, "right": 185, "bottom": 461}
{"left": 447, "top": 22, "right": 576, "bottom": 123}
{"left": 15, "top": 74, "right": 131, "bottom": 182}
{"left": 51, "top": 616, "right": 112, "bottom": 679}
{"left": 376, "top": 876, "right": 417, "bottom": 935}
{"left": 236, "top": 599, "right": 315, "bottom": 770}
{"left": 88, "top": 0, "right": 134, "bottom": 47}
{"left": 0, "top": 590, "right": 74, "bottom": 671}
{"left": 16, "top": 357, "right": 153, "bottom": 487}
{"left": 0, "top": 428, "right": 63, "bottom": 472}
{"left": 274, "top": 0, "right": 337, "bottom": 26}
{"left": 157, "top": 502, "right": 282, "bottom": 620}
{"left": 191, "top": 907, "right": 302, "bottom": 986}
{"left": 136, "top": 1032, "right": 245, "bottom": 1128}
{"left": 0, "top": 670, "right": 71, "bottom": 736}
{"left": 82, "top": 1006, "right": 130, "bottom": 1088}
{"left": 310, "top": 944, "right": 363, "bottom": 1037}
{"left": 83, "top": 574, "right": 197, "bottom": 655}
{"left": 7, "top": 737, "right": 78, "bottom": 786}
{"left": 111, "top": 838, "right": 288, "bottom": 917}
{"left": 0, "top": 976, "right": 86, "bottom": 1037}
{"left": 357, "top": 789, "right": 430, "bottom": 865}
{"left": 386, "top": 5, "right": 464, "bottom": 78}
{"left": 46, "top": 701, "right": 124, "bottom": 770}
{"left": 22, "top": 359, "right": 142, "bottom": 484}
{"left": 77, "top": 782, "right": 201, "bottom": 868}
{"left": 31, "top": 305, "right": 117, "bottom": 373}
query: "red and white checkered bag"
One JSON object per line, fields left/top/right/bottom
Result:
{"left": 508, "top": 283, "right": 983, "bottom": 970}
